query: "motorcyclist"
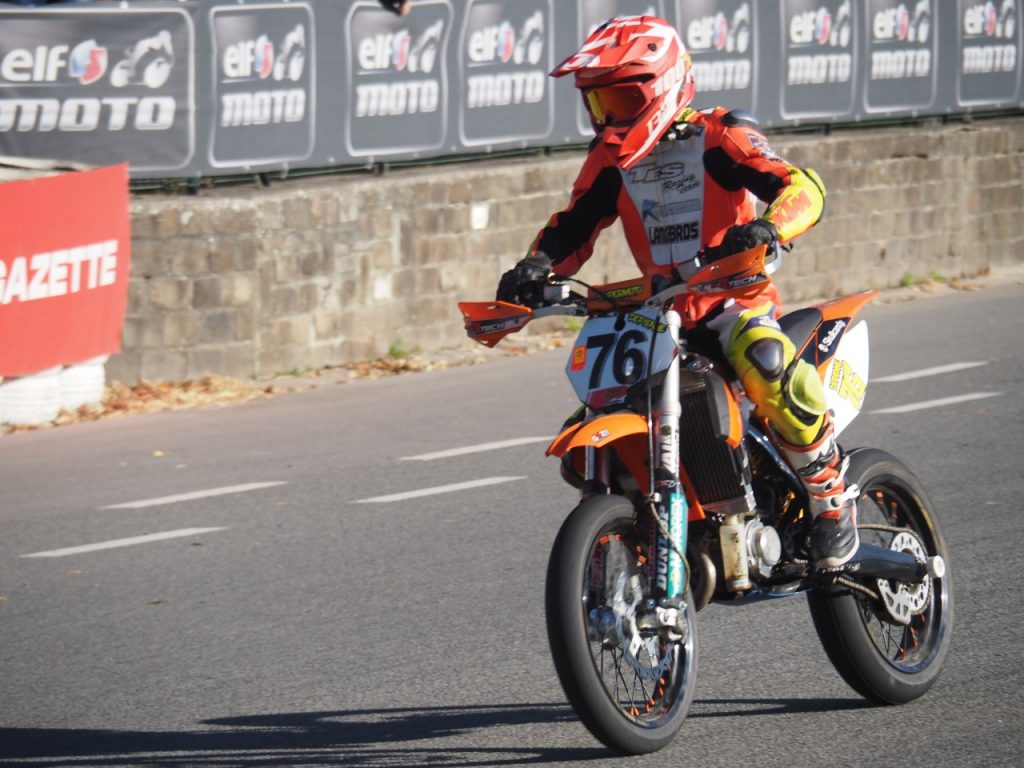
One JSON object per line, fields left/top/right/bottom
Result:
{"left": 496, "top": 16, "right": 857, "bottom": 570}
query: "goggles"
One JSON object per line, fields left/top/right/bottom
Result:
{"left": 583, "top": 82, "right": 650, "bottom": 127}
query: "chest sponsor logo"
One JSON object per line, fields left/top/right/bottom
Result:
{"left": 642, "top": 198, "right": 702, "bottom": 222}
{"left": 648, "top": 222, "right": 700, "bottom": 245}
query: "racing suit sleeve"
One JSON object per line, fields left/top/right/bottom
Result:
{"left": 705, "top": 114, "right": 826, "bottom": 244}
{"left": 527, "top": 150, "right": 622, "bottom": 277}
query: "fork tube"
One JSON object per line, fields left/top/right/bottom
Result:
{"left": 584, "top": 445, "right": 610, "bottom": 489}
{"left": 582, "top": 407, "right": 611, "bottom": 493}
{"left": 654, "top": 309, "right": 687, "bottom": 599}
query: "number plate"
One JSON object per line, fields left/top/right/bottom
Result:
{"left": 566, "top": 309, "right": 677, "bottom": 409}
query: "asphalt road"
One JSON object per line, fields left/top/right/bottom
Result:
{"left": 2, "top": 278, "right": 1023, "bottom": 768}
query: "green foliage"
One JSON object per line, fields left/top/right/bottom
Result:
{"left": 388, "top": 339, "right": 411, "bottom": 359}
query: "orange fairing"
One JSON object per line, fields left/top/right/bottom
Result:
{"left": 458, "top": 301, "right": 532, "bottom": 347}
{"left": 585, "top": 276, "right": 653, "bottom": 312}
{"left": 724, "top": 382, "right": 743, "bottom": 449}
{"left": 815, "top": 290, "right": 879, "bottom": 323}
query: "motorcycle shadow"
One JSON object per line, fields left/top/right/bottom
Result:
{"left": 0, "top": 703, "right": 599, "bottom": 767}
{"left": 1, "top": 698, "right": 871, "bottom": 766}
{"left": 691, "top": 697, "right": 873, "bottom": 719}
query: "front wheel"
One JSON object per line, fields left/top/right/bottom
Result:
{"left": 808, "top": 448, "right": 953, "bottom": 704}
{"left": 545, "top": 495, "right": 698, "bottom": 754}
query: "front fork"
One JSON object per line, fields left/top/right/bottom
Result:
{"left": 651, "top": 309, "right": 687, "bottom": 602}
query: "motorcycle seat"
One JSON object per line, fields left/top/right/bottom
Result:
{"left": 778, "top": 307, "right": 823, "bottom": 348}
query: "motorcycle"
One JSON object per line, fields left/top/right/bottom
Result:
{"left": 458, "top": 244, "right": 953, "bottom": 755}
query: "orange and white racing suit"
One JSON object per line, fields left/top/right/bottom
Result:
{"left": 529, "top": 107, "right": 829, "bottom": 450}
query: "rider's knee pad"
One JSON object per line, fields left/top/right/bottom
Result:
{"left": 724, "top": 309, "right": 826, "bottom": 447}
{"left": 725, "top": 308, "right": 794, "bottom": 404}
{"left": 785, "top": 358, "right": 827, "bottom": 422}
{"left": 766, "top": 358, "right": 827, "bottom": 445}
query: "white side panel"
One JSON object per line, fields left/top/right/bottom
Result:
{"left": 822, "top": 320, "right": 870, "bottom": 437}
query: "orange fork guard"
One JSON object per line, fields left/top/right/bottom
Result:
{"left": 547, "top": 412, "right": 707, "bottom": 521}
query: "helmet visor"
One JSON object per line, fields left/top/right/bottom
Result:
{"left": 583, "top": 83, "right": 649, "bottom": 127}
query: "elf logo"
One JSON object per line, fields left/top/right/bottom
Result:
{"left": 873, "top": 1, "right": 932, "bottom": 43}
{"left": 223, "top": 35, "right": 275, "bottom": 80}
{"left": 687, "top": 4, "right": 752, "bottom": 54}
{"left": 789, "top": 1, "right": 852, "bottom": 48}
{"left": 467, "top": 10, "right": 544, "bottom": 65}
{"left": 2, "top": 40, "right": 108, "bottom": 85}
{"left": 223, "top": 25, "right": 306, "bottom": 82}
{"left": 963, "top": 0, "right": 1016, "bottom": 38}
{"left": 358, "top": 19, "right": 444, "bottom": 73}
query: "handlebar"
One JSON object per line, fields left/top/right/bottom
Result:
{"left": 460, "top": 243, "right": 777, "bottom": 347}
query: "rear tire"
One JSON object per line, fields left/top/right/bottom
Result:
{"left": 545, "top": 495, "right": 697, "bottom": 754}
{"left": 808, "top": 449, "right": 953, "bottom": 704}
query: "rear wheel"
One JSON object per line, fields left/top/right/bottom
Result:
{"left": 808, "top": 448, "right": 953, "bottom": 703}
{"left": 545, "top": 495, "right": 697, "bottom": 754}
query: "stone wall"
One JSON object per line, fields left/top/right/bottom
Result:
{"left": 113, "top": 116, "right": 1024, "bottom": 383}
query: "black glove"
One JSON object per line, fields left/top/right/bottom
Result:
{"left": 707, "top": 220, "right": 778, "bottom": 261}
{"left": 496, "top": 251, "right": 553, "bottom": 307}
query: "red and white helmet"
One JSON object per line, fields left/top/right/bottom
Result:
{"left": 552, "top": 16, "right": 695, "bottom": 169}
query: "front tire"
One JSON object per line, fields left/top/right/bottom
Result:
{"left": 808, "top": 448, "right": 953, "bottom": 704}
{"left": 545, "top": 495, "right": 697, "bottom": 754}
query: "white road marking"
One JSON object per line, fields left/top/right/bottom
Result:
{"left": 400, "top": 437, "right": 551, "bottom": 462}
{"left": 101, "top": 482, "right": 288, "bottom": 510}
{"left": 871, "top": 392, "right": 1002, "bottom": 414}
{"left": 873, "top": 361, "right": 988, "bottom": 383}
{"left": 21, "top": 527, "right": 228, "bottom": 559}
{"left": 353, "top": 476, "right": 527, "bottom": 504}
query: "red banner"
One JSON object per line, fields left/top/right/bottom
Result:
{"left": 0, "top": 164, "right": 131, "bottom": 377}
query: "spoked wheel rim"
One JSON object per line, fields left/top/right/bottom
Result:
{"left": 582, "top": 523, "right": 695, "bottom": 729}
{"left": 853, "top": 475, "right": 951, "bottom": 674}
